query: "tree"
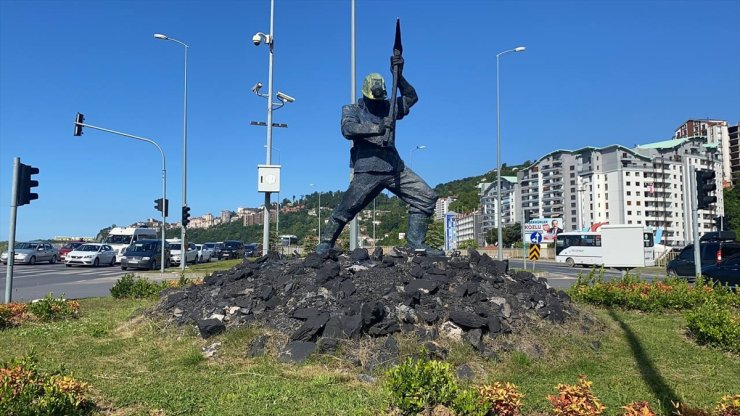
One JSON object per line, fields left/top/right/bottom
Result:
{"left": 427, "top": 221, "right": 444, "bottom": 250}
{"left": 723, "top": 186, "right": 740, "bottom": 235}
{"left": 301, "top": 235, "right": 317, "bottom": 256}
{"left": 95, "top": 224, "right": 117, "bottom": 242}
{"left": 457, "top": 239, "right": 479, "bottom": 250}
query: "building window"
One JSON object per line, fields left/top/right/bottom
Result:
{"left": 626, "top": 172, "right": 630, "bottom": 176}
{"left": 627, "top": 191, "right": 631, "bottom": 196}
{"left": 570, "top": 166, "right": 575, "bottom": 170}
{"left": 636, "top": 191, "right": 641, "bottom": 196}
{"left": 627, "top": 181, "right": 631, "bottom": 186}
{"left": 627, "top": 201, "right": 632, "bottom": 206}
{"left": 637, "top": 201, "right": 641, "bottom": 206}
{"left": 628, "top": 220, "right": 633, "bottom": 224}
{"left": 628, "top": 210, "right": 632, "bottom": 215}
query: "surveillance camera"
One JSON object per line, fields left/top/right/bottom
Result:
{"left": 252, "top": 33, "right": 262, "bottom": 46}
{"left": 251, "top": 82, "right": 263, "bottom": 93}
{"left": 276, "top": 91, "right": 295, "bottom": 103}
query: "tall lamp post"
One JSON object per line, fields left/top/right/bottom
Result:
{"left": 310, "top": 183, "right": 321, "bottom": 241}
{"left": 495, "top": 46, "right": 525, "bottom": 260}
{"left": 409, "top": 145, "right": 426, "bottom": 169}
{"left": 154, "top": 33, "right": 188, "bottom": 271}
{"left": 252, "top": 0, "right": 294, "bottom": 254}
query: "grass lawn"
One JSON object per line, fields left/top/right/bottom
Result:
{"left": 1, "top": 299, "right": 737, "bottom": 415}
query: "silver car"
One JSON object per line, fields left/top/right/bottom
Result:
{"left": 1, "top": 242, "right": 58, "bottom": 265}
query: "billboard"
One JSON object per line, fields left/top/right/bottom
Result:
{"left": 444, "top": 212, "right": 458, "bottom": 251}
{"left": 522, "top": 218, "right": 565, "bottom": 244}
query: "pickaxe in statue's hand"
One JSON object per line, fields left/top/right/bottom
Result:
{"left": 385, "top": 18, "right": 403, "bottom": 147}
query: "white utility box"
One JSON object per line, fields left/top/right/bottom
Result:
{"left": 257, "top": 164, "right": 281, "bottom": 193}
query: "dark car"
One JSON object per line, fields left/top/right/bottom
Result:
{"left": 219, "top": 240, "right": 245, "bottom": 260}
{"left": 244, "top": 243, "right": 261, "bottom": 257}
{"left": 701, "top": 254, "right": 740, "bottom": 289}
{"left": 203, "top": 242, "right": 223, "bottom": 260}
{"left": 667, "top": 236, "right": 740, "bottom": 279}
{"left": 121, "top": 240, "right": 169, "bottom": 270}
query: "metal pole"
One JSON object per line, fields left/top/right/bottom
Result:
{"left": 181, "top": 41, "right": 188, "bottom": 271}
{"left": 263, "top": 0, "right": 275, "bottom": 255}
{"left": 75, "top": 122, "right": 167, "bottom": 272}
{"left": 348, "top": 0, "right": 358, "bottom": 250}
{"left": 162, "top": 167, "right": 167, "bottom": 272}
{"left": 373, "top": 198, "right": 376, "bottom": 247}
{"left": 318, "top": 192, "right": 321, "bottom": 241}
{"left": 690, "top": 169, "right": 701, "bottom": 277}
{"left": 4, "top": 158, "right": 20, "bottom": 303}
{"left": 496, "top": 53, "right": 503, "bottom": 260}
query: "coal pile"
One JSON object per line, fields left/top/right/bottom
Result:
{"left": 154, "top": 248, "right": 575, "bottom": 363}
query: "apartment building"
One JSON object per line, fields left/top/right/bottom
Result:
{"left": 506, "top": 136, "right": 723, "bottom": 247}
{"left": 455, "top": 211, "right": 483, "bottom": 246}
{"left": 434, "top": 196, "right": 456, "bottom": 220}
{"left": 674, "top": 119, "right": 731, "bottom": 187}
{"left": 479, "top": 176, "right": 519, "bottom": 239}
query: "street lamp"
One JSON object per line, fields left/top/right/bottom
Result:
{"left": 495, "top": 45, "right": 525, "bottom": 260}
{"left": 252, "top": 0, "right": 294, "bottom": 254}
{"left": 310, "top": 183, "right": 321, "bottom": 241}
{"left": 409, "top": 145, "right": 426, "bottom": 169}
{"left": 154, "top": 32, "right": 189, "bottom": 271}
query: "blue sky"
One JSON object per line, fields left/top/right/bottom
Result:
{"left": 1, "top": 0, "right": 738, "bottom": 241}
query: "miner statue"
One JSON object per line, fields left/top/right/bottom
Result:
{"left": 316, "top": 19, "right": 443, "bottom": 256}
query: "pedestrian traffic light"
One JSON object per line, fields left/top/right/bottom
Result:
{"left": 695, "top": 169, "right": 717, "bottom": 210}
{"left": 17, "top": 163, "right": 39, "bottom": 206}
{"left": 182, "top": 206, "right": 191, "bottom": 227}
{"left": 154, "top": 198, "right": 169, "bottom": 216}
{"left": 714, "top": 216, "right": 728, "bottom": 231}
{"left": 74, "top": 113, "right": 85, "bottom": 136}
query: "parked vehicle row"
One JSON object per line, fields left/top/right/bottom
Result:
{"left": 0, "top": 238, "right": 262, "bottom": 270}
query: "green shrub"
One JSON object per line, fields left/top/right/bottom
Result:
{"left": 384, "top": 357, "right": 458, "bottom": 415}
{"left": 0, "top": 355, "right": 95, "bottom": 415}
{"left": 458, "top": 239, "right": 480, "bottom": 250}
{"left": 568, "top": 274, "right": 738, "bottom": 312}
{"left": 686, "top": 300, "right": 740, "bottom": 354}
{"left": 452, "top": 388, "right": 487, "bottom": 416}
{"left": 26, "top": 293, "right": 80, "bottom": 321}
{"left": 110, "top": 274, "right": 166, "bottom": 299}
{"left": 0, "top": 303, "right": 29, "bottom": 328}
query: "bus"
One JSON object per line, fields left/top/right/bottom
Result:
{"left": 555, "top": 225, "right": 655, "bottom": 268}
{"left": 279, "top": 235, "right": 298, "bottom": 246}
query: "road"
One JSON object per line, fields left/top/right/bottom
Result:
{"left": 0, "top": 263, "right": 174, "bottom": 302}
{"left": 507, "top": 258, "right": 666, "bottom": 289}
{"left": 1, "top": 258, "right": 668, "bottom": 302}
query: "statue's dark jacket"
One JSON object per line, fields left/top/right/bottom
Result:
{"left": 340, "top": 78, "right": 418, "bottom": 173}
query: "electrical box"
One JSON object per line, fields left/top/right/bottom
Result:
{"left": 257, "top": 164, "right": 281, "bottom": 193}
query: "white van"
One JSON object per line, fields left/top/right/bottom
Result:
{"left": 103, "top": 227, "right": 158, "bottom": 263}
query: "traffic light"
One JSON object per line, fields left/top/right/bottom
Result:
{"left": 154, "top": 198, "right": 169, "bottom": 217}
{"left": 17, "top": 163, "right": 40, "bottom": 206}
{"left": 73, "top": 113, "right": 85, "bottom": 136}
{"left": 713, "top": 216, "right": 728, "bottom": 231}
{"left": 695, "top": 169, "right": 717, "bottom": 210}
{"left": 182, "top": 206, "right": 191, "bottom": 227}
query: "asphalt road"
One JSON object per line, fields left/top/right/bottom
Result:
{"left": 1, "top": 257, "right": 668, "bottom": 302}
{"left": 0, "top": 262, "right": 174, "bottom": 302}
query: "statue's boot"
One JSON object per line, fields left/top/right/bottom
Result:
{"left": 316, "top": 216, "right": 345, "bottom": 255}
{"left": 406, "top": 213, "right": 445, "bottom": 256}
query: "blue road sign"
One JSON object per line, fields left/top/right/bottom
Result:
{"left": 530, "top": 231, "right": 543, "bottom": 244}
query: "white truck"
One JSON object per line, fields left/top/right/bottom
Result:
{"left": 103, "top": 227, "right": 158, "bottom": 263}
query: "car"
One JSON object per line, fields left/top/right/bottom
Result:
{"left": 701, "top": 253, "right": 740, "bottom": 289}
{"left": 203, "top": 242, "right": 223, "bottom": 260}
{"left": 58, "top": 241, "right": 85, "bottom": 262}
{"left": 1, "top": 242, "right": 58, "bottom": 265}
{"left": 219, "top": 240, "right": 245, "bottom": 260}
{"left": 65, "top": 243, "right": 116, "bottom": 267}
{"left": 244, "top": 243, "right": 261, "bottom": 257}
{"left": 666, "top": 236, "right": 740, "bottom": 279}
{"left": 167, "top": 241, "right": 198, "bottom": 266}
{"left": 195, "top": 244, "right": 213, "bottom": 263}
{"left": 121, "top": 240, "right": 169, "bottom": 270}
